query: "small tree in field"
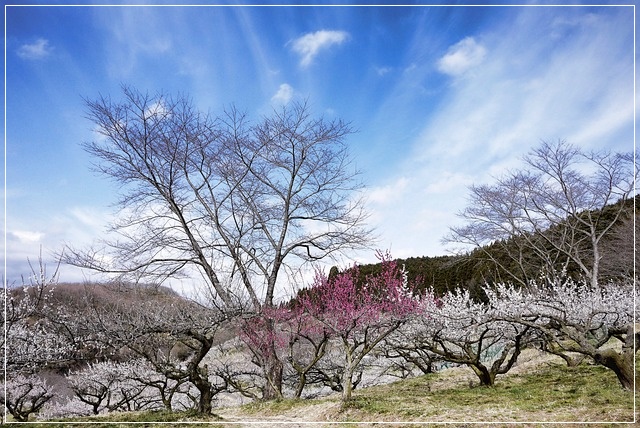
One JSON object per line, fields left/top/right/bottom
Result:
{"left": 238, "top": 307, "right": 290, "bottom": 400}
{"left": 486, "top": 277, "right": 636, "bottom": 390}
{"left": 73, "top": 284, "right": 228, "bottom": 415}
{"left": 123, "top": 358, "right": 193, "bottom": 412}
{"left": 238, "top": 303, "right": 333, "bottom": 399}
{"left": 2, "top": 375, "right": 53, "bottom": 422}
{"left": 1, "top": 255, "right": 72, "bottom": 422}
{"left": 67, "top": 360, "right": 149, "bottom": 415}
{"left": 404, "top": 288, "right": 534, "bottom": 387}
{"left": 298, "top": 252, "right": 421, "bottom": 402}
{"left": 279, "top": 306, "right": 331, "bottom": 398}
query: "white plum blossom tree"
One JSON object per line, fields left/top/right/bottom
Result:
{"left": 73, "top": 284, "right": 229, "bottom": 415}
{"left": 67, "top": 360, "right": 149, "bottom": 415}
{"left": 122, "top": 358, "right": 195, "bottom": 412}
{"left": 40, "top": 396, "right": 94, "bottom": 420}
{"left": 404, "top": 288, "right": 534, "bottom": 387}
{"left": 41, "top": 358, "right": 198, "bottom": 420}
{"left": 485, "top": 277, "right": 636, "bottom": 390}
{"left": 1, "top": 374, "right": 53, "bottom": 422}
{"left": 1, "top": 255, "right": 73, "bottom": 422}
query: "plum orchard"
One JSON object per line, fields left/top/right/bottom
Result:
{"left": 388, "top": 277, "right": 635, "bottom": 390}
{"left": 396, "top": 287, "right": 535, "bottom": 387}
{"left": 1, "top": 257, "right": 74, "bottom": 422}
{"left": 2, "top": 260, "right": 635, "bottom": 420}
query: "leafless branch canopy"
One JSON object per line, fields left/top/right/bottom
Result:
{"left": 63, "top": 87, "right": 372, "bottom": 309}
{"left": 444, "top": 139, "right": 637, "bottom": 287}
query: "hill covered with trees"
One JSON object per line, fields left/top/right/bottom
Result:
{"left": 355, "top": 193, "right": 638, "bottom": 300}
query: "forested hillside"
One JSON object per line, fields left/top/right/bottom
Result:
{"left": 355, "top": 194, "right": 638, "bottom": 299}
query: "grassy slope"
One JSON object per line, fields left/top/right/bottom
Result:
{"left": 31, "top": 353, "right": 635, "bottom": 428}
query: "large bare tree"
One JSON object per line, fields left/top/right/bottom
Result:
{"left": 444, "top": 140, "right": 636, "bottom": 287}
{"left": 62, "top": 86, "right": 372, "bottom": 399}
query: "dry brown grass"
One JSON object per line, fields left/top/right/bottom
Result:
{"left": 27, "top": 347, "right": 636, "bottom": 428}
{"left": 213, "top": 350, "right": 635, "bottom": 427}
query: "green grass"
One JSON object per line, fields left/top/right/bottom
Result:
{"left": 341, "top": 362, "right": 634, "bottom": 424}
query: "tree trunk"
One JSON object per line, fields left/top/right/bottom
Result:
{"left": 161, "top": 395, "right": 172, "bottom": 412}
{"left": 197, "top": 384, "right": 212, "bottom": 414}
{"left": 294, "top": 372, "right": 306, "bottom": 399}
{"left": 470, "top": 364, "right": 495, "bottom": 386}
{"left": 260, "top": 314, "right": 283, "bottom": 401}
{"left": 594, "top": 348, "right": 634, "bottom": 390}
{"left": 262, "top": 347, "right": 284, "bottom": 400}
{"left": 342, "top": 346, "right": 356, "bottom": 402}
{"left": 342, "top": 368, "right": 355, "bottom": 402}
{"left": 188, "top": 363, "right": 212, "bottom": 414}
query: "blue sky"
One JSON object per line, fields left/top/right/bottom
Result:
{"left": 4, "top": 2, "right": 636, "bottom": 287}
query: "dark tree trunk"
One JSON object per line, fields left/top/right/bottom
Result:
{"left": 161, "top": 394, "right": 172, "bottom": 412}
{"left": 196, "top": 384, "right": 213, "bottom": 414}
{"left": 595, "top": 348, "right": 634, "bottom": 390}
{"left": 189, "top": 364, "right": 213, "bottom": 414}
{"left": 470, "top": 364, "right": 495, "bottom": 386}
{"left": 262, "top": 348, "right": 284, "bottom": 400}
{"left": 294, "top": 373, "right": 306, "bottom": 399}
{"left": 260, "top": 314, "right": 283, "bottom": 401}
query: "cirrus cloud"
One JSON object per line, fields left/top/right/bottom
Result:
{"left": 291, "top": 30, "right": 349, "bottom": 67}
{"left": 9, "top": 230, "right": 44, "bottom": 243}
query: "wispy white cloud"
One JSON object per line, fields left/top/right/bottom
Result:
{"left": 368, "top": 177, "right": 410, "bottom": 205}
{"left": 423, "top": 172, "right": 474, "bottom": 195}
{"left": 97, "top": 8, "right": 172, "bottom": 78}
{"left": 291, "top": 30, "right": 349, "bottom": 67}
{"left": 425, "top": 14, "right": 632, "bottom": 163}
{"left": 17, "top": 38, "right": 52, "bottom": 60}
{"left": 271, "top": 83, "right": 294, "bottom": 105}
{"left": 437, "top": 37, "right": 487, "bottom": 76}
{"left": 9, "top": 230, "right": 44, "bottom": 243}
{"left": 5, "top": 205, "right": 115, "bottom": 283}
{"left": 177, "top": 56, "right": 209, "bottom": 78}
{"left": 68, "top": 206, "right": 112, "bottom": 231}
{"left": 362, "top": 8, "right": 633, "bottom": 258}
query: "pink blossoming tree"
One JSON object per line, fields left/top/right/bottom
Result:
{"left": 297, "top": 252, "right": 422, "bottom": 402}
{"left": 239, "top": 307, "right": 290, "bottom": 400}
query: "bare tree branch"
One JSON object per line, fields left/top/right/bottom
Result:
{"left": 444, "top": 139, "right": 637, "bottom": 287}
